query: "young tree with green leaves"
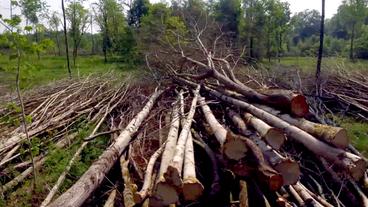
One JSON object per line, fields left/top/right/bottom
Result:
{"left": 66, "top": 0, "right": 90, "bottom": 68}
{"left": 19, "top": 0, "right": 47, "bottom": 59}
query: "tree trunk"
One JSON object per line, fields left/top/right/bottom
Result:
{"left": 62, "top": 0, "right": 72, "bottom": 78}
{"left": 152, "top": 100, "right": 180, "bottom": 206}
{"left": 199, "top": 96, "right": 248, "bottom": 161}
{"left": 103, "top": 189, "right": 116, "bottom": 207}
{"left": 239, "top": 180, "right": 249, "bottom": 207}
{"left": 228, "top": 109, "right": 300, "bottom": 185}
{"left": 316, "top": 0, "right": 325, "bottom": 96}
{"left": 350, "top": 22, "right": 356, "bottom": 61}
{"left": 254, "top": 104, "right": 349, "bottom": 148}
{"left": 48, "top": 89, "right": 163, "bottom": 207}
{"left": 180, "top": 91, "right": 204, "bottom": 201}
{"left": 165, "top": 85, "right": 200, "bottom": 189}
{"left": 243, "top": 112, "right": 285, "bottom": 150}
{"left": 207, "top": 87, "right": 366, "bottom": 181}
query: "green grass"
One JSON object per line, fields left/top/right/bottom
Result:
{"left": 261, "top": 56, "right": 368, "bottom": 73}
{"left": 338, "top": 118, "right": 368, "bottom": 157}
{"left": 0, "top": 54, "right": 134, "bottom": 92}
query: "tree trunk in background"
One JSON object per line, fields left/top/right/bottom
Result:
{"left": 62, "top": 0, "right": 72, "bottom": 78}
{"left": 91, "top": 15, "right": 95, "bottom": 55}
{"left": 315, "top": 0, "right": 325, "bottom": 96}
{"left": 35, "top": 27, "right": 40, "bottom": 60}
{"left": 278, "top": 32, "right": 282, "bottom": 63}
{"left": 350, "top": 22, "right": 355, "bottom": 61}
{"left": 56, "top": 32, "right": 61, "bottom": 56}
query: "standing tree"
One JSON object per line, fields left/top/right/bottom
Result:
{"left": 66, "top": 0, "right": 89, "bottom": 68}
{"left": 61, "top": 0, "right": 71, "bottom": 78}
{"left": 315, "top": 0, "right": 325, "bottom": 96}
{"left": 95, "top": 0, "right": 126, "bottom": 63}
{"left": 214, "top": 0, "right": 242, "bottom": 41}
{"left": 48, "top": 12, "right": 62, "bottom": 56}
{"left": 19, "top": 0, "right": 46, "bottom": 60}
{"left": 127, "top": 0, "right": 149, "bottom": 27}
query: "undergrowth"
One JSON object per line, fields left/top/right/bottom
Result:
{"left": 2, "top": 122, "right": 110, "bottom": 207}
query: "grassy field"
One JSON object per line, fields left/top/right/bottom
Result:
{"left": 0, "top": 54, "right": 133, "bottom": 93}
{"left": 262, "top": 56, "right": 368, "bottom": 73}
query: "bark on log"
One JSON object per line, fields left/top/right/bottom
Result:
{"left": 165, "top": 85, "right": 200, "bottom": 189}
{"left": 255, "top": 104, "right": 349, "bottom": 148}
{"left": 228, "top": 109, "right": 300, "bottom": 185}
{"left": 180, "top": 91, "right": 204, "bottom": 201}
{"left": 257, "top": 88, "right": 309, "bottom": 117}
{"left": 103, "top": 189, "right": 116, "bottom": 207}
{"left": 152, "top": 101, "right": 180, "bottom": 206}
{"left": 182, "top": 132, "right": 204, "bottom": 201}
{"left": 243, "top": 112, "right": 285, "bottom": 150}
{"left": 48, "top": 89, "right": 163, "bottom": 207}
{"left": 292, "top": 182, "right": 323, "bottom": 207}
{"left": 120, "top": 155, "right": 137, "bottom": 207}
{"left": 198, "top": 96, "right": 248, "bottom": 160}
{"left": 207, "top": 87, "right": 366, "bottom": 180}
{"left": 239, "top": 180, "right": 249, "bottom": 207}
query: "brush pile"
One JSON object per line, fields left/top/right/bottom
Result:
{"left": 1, "top": 36, "right": 368, "bottom": 207}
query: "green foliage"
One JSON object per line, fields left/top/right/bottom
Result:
{"left": 339, "top": 117, "right": 368, "bottom": 157}
{"left": 214, "top": 0, "right": 241, "bottom": 38}
{"left": 19, "top": 0, "right": 47, "bottom": 24}
{"left": 128, "top": 0, "right": 150, "bottom": 27}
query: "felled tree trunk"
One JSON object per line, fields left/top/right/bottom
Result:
{"left": 151, "top": 101, "right": 181, "bottom": 206}
{"left": 243, "top": 112, "right": 285, "bottom": 150}
{"left": 292, "top": 182, "right": 324, "bottom": 207}
{"left": 239, "top": 180, "right": 249, "bottom": 207}
{"left": 120, "top": 155, "right": 137, "bottom": 207}
{"left": 103, "top": 189, "right": 116, "bottom": 207}
{"left": 48, "top": 89, "right": 163, "bottom": 207}
{"left": 165, "top": 85, "right": 200, "bottom": 190}
{"left": 257, "top": 88, "right": 309, "bottom": 117}
{"left": 254, "top": 104, "right": 349, "bottom": 148}
{"left": 207, "top": 87, "right": 366, "bottom": 180}
{"left": 228, "top": 109, "right": 300, "bottom": 185}
{"left": 198, "top": 96, "right": 248, "bottom": 161}
{"left": 180, "top": 92, "right": 204, "bottom": 201}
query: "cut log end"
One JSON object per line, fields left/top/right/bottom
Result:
{"left": 333, "top": 128, "right": 349, "bottom": 149}
{"left": 290, "top": 95, "right": 308, "bottom": 117}
{"left": 182, "top": 177, "right": 204, "bottom": 201}
{"left": 151, "top": 182, "right": 179, "bottom": 206}
{"left": 273, "top": 159, "right": 300, "bottom": 185}
{"left": 165, "top": 165, "right": 183, "bottom": 187}
{"left": 223, "top": 133, "right": 248, "bottom": 160}
{"left": 268, "top": 173, "right": 284, "bottom": 191}
{"left": 349, "top": 157, "right": 367, "bottom": 181}
{"left": 263, "top": 128, "right": 285, "bottom": 150}
{"left": 133, "top": 192, "right": 145, "bottom": 204}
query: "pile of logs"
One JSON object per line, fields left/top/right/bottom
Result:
{"left": 1, "top": 35, "right": 368, "bottom": 207}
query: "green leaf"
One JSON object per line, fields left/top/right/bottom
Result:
{"left": 24, "top": 25, "right": 33, "bottom": 31}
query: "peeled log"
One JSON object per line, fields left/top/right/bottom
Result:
{"left": 165, "top": 85, "right": 200, "bottom": 189}
{"left": 257, "top": 88, "right": 309, "bottom": 117}
{"left": 228, "top": 109, "right": 300, "bottom": 185}
{"left": 243, "top": 112, "right": 285, "bottom": 150}
{"left": 152, "top": 101, "right": 180, "bottom": 206}
{"left": 198, "top": 96, "right": 248, "bottom": 160}
{"left": 255, "top": 104, "right": 349, "bottom": 148}
{"left": 239, "top": 180, "right": 249, "bottom": 207}
{"left": 207, "top": 88, "right": 366, "bottom": 180}
{"left": 103, "top": 189, "right": 116, "bottom": 207}
{"left": 48, "top": 89, "right": 163, "bottom": 207}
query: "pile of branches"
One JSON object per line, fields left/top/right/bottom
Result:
{"left": 1, "top": 31, "right": 368, "bottom": 207}
{"left": 322, "top": 71, "right": 368, "bottom": 120}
